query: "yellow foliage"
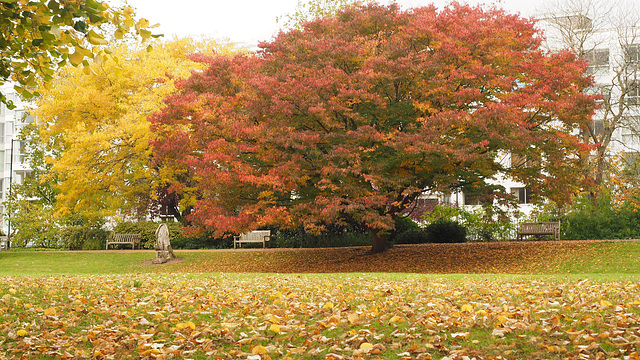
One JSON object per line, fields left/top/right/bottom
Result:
{"left": 359, "top": 342, "right": 373, "bottom": 351}
{"left": 32, "top": 37, "right": 235, "bottom": 222}
{"left": 461, "top": 304, "right": 473, "bottom": 313}
{"left": 269, "top": 323, "right": 281, "bottom": 333}
{"left": 252, "top": 345, "right": 268, "bottom": 355}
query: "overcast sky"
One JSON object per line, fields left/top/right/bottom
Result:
{"left": 120, "top": 0, "right": 543, "bottom": 47}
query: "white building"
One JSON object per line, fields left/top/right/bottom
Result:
{"left": 539, "top": 13, "right": 640, "bottom": 157}
{"left": 0, "top": 84, "right": 34, "bottom": 235}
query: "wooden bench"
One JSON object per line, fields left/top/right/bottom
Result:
{"left": 517, "top": 222, "right": 560, "bottom": 241}
{"left": 234, "top": 230, "right": 271, "bottom": 249}
{"left": 106, "top": 233, "right": 141, "bottom": 250}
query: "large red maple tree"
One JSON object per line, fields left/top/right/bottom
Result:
{"left": 151, "top": 3, "right": 594, "bottom": 252}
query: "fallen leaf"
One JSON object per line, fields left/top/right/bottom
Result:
{"left": 269, "top": 323, "right": 281, "bottom": 333}
{"left": 360, "top": 342, "right": 374, "bottom": 352}
{"left": 252, "top": 345, "right": 268, "bottom": 355}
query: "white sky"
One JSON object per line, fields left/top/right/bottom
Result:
{"left": 120, "top": 0, "right": 543, "bottom": 47}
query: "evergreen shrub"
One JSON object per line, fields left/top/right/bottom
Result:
{"left": 424, "top": 220, "right": 467, "bottom": 243}
{"left": 394, "top": 228, "right": 430, "bottom": 244}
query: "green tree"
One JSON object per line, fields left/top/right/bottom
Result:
{"left": 3, "top": 123, "right": 61, "bottom": 247}
{"left": 0, "top": 0, "right": 158, "bottom": 108}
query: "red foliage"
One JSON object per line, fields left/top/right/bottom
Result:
{"left": 150, "top": 3, "right": 595, "bottom": 252}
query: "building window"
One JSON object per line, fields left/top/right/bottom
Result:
{"left": 554, "top": 14, "right": 592, "bottom": 31}
{"left": 13, "top": 170, "right": 32, "bottom": 185}
{"left": 626, "top": 151, "right": 640, "bottom": 166}
{"left": 5, "top": 121, "right": 13, "bottom": 142}
{"left": 590, "top": 85, "right": 611, "bottom": 105}
{"left": 585, "top": 48, "right": 609, "bottom": 73}
{"left": 511, "top": 187, "right": 534, "bottom": 204}
{"left": 591, "top": 119, "right": 605, "bottom": 137}
{"left": 626, "top": 81, "right": 640, "bottom": 106}
{"left": 621, "top": 122, "right": 640, "bottom": 143}
{"left": 510, "top": 153, "right": 540, "bottom": 168}
{"left": 627, "top": 44, "right": 640, "bottom": 64}
{"left": 463, "top": 188, "right": 492, "bottom": 206}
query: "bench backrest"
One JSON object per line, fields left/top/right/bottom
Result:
{"left": 112, "top": 234, "right": 141, "bottom": 241}
{"left": 239, "top": 230, "right": 271, "bottom": 241}
{"left": 520, "top": 222, "right": 559, "bottom": 233}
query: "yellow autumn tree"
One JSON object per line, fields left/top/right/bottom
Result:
{"left": 31, "top": 37, "right": 232, "bottom": 224}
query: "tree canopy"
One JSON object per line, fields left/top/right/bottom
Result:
{"left": 30, "top": 38, "right": 229, "bottom": 224}
{"left": 0, "top": 0, "right": 157, "bottom": 108}
{"left": 152, "top": 3, "right": 595, "bottom": 252}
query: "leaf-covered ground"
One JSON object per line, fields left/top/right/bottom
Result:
{"left": 2, "top": 274, "right": 640, "bottom": 359}
{"left": 1, "top": 240, "right": 640, "bottom": 359}
{"left": 154, "top": 240, "right": 640, "bottom": 276}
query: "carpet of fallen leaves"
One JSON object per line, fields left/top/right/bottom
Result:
{"left": 153, "top": 241, "right": 638, "bottom": 274}
{"left": 2, "top": 273, "right": 640, "bottom": 359}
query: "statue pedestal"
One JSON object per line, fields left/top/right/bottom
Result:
{"left": 152, "top": 224, "right": 176, "bottom": 264}
{"left": 152, "top": 247, "right": 176, "bottom": 264}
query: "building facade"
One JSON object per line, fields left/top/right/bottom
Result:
{"left": 0, "top": 84, "right": 33, "bottom": 235}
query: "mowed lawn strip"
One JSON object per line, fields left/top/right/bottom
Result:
{"left": 0, "top": 240, "right": 639, "bottom": 276}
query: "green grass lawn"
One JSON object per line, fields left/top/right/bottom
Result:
{"left": 1, "top": 240, "right": 639, "bottom": 278}
{"left": 1, "top": 241, "right": 639, "bottom": 359}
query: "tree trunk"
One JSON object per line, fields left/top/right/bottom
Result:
{"left": 370, "top": 228, "right": 392, "bottom": 253}
{"left": 590, "top": 145, "right": 607, "bottom": 209}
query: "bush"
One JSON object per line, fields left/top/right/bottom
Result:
{"left": 111, "top": 222, "right": 236, "bottom": 249}
{"left": 112, "top": 222, "right": 186, "bottom": 249}
{"left": 394, "top": 228, "right": 430, "bottom": 244}
{"left": 424, "top": 220, "right": 467, "bottom": 243}
{"left": 171, "top": 230, "right": 234, "bottom": 249}
{"left": 61, "top": 226, "right": 110, "bottom": 250}
{"left": 389, "top": 215, "right": 422, "bottom": 243}
{"left": 270, "top": 225, "right": 370, "bottom": 248}
{"left": 551, "top": 191, "right": 640, "bottom": 240}
{"left": 561, "top": 207, "right": 640, "bottom": 240}
{"left": 423, "top": 204, "right": 520, "bottom": 241}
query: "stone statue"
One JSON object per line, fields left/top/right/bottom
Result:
{"left": 152, "top": 223, "right": 176, "bottom": 264}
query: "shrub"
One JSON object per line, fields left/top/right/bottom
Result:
{"left": 112, "top": 222, "right": 186, "bottom": 249}
{"left": 550, "top": 191, "right": 640, "bottom": 240}
{"left": 424, "top": 220, "right": 467, "bottom": 243}
{"left": 423, "top": 204, "right": 520, "bottom": 241}
{"left": 394, "top": 228, "right": 430, "bottom": 244}
{"left": 61, "top": 226, "right": 109, "bottom": 250}
{"left": 111, "top": 222, "right": 235, "bottom": 249}
{"left": 270, "top": 225, "right": 370, "bottom": 248}
{"left": 389, "top": 215, "right": 422, "bottom": 243}
{"left": 171, "top": 231, "right": 234, "bottom": 249}
{"left": 561, "top": 207, "right": 640, "bottom": 240}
